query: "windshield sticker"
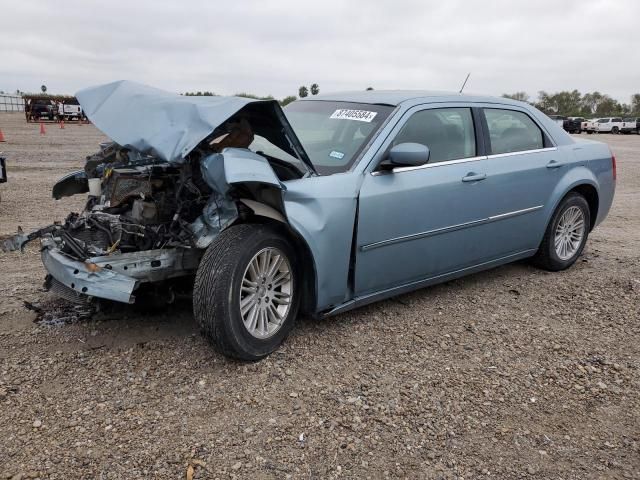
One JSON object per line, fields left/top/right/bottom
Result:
{"left": 329, "top": 150, "right": 345, "bottom": 160}
{"left": 330, "top": 109, "right": 378, "bottom": 123}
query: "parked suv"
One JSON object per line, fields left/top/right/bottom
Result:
{"left": 25, "top": 98, "right": 57, "bottom": 122}
{"left": 562, "top": 117, "right": 584, "bottom": 134}
{"left": 595, "top": 117, "right": 624, "bottom": 134}
{"left": 621, "top": 117, "right": 640, "bottom": 134}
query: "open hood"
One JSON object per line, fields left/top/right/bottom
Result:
{"left": 76, "top": 80, "right": 315, "bottom": 173}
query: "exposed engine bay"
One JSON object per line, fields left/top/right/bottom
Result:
{"left": 27, "top": 115, "right": 304, "bottom": 257}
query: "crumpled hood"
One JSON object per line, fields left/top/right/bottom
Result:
{"left": 76, "top": 80, "right": 312, "bottom": 169}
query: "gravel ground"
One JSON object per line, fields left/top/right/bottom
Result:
{"left": 0, "top": 113, "right": 638, "bottom": 479}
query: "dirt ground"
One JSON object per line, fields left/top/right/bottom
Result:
{"left": 0, "top": 112, "right": 638, "bottom": 479}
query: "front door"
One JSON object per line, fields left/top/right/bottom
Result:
{"left": 354, "top": 106, "right": 494, "bottom": 296}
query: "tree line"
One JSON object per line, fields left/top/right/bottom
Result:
{"left": 183, "top": 83, "right": 321, "bottom": 107}
{"left": 503, "top": 91, "right": 640, "bottom": 117}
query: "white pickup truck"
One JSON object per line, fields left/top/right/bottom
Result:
{"left": 58, "top": 99, "right": 83, "bottom": 121}
{"left": 621, "top": 117, "right": 639, "bottom": 134}
{"left": 585, "top": 119, "right": 599, "bottom": 134}
{"left": 594, "top": 117, "right": 624, "bottom": 134}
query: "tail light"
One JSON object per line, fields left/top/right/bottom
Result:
{"left": 611, "top": 151, "right": 617, "bottom": 181}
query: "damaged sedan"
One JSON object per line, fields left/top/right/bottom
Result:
{"left": 3, "top": 81, "right": 616, "bottom": 359}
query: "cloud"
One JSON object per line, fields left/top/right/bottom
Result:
{"left": 0, "top": 0, "right": 638, "bottom": 102}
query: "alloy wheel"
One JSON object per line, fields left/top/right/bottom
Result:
{"left": 239, "top": 247, "right": 293, "bottom": 339}
{"left": 554, "top": 206, "right": 585, "bottom": 260}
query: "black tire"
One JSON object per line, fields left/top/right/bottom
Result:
{"left": 532, "top": 193, "right": 590, "bottom": 271}
{"left": 193, "top": 224, "right": 300, "bottom": 360}
{"left": 612, "top": 126, "right": 619, "bottom": 134}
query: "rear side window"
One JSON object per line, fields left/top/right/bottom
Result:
{"left": 393, "top": 108, "right": 476, "bottom": 163}
{"left": 483, "top": 109, "right": 544, "bottom": 155}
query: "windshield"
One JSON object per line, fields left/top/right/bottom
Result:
{"left": 284, "top": 101, "right": 394, "bottom": 175}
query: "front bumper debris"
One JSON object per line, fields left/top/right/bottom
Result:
{"left": 41, "top": 240, "right": 201, "bottom": 304}
{"left": 42, "top": 247, "right": 138, "bottom": 304}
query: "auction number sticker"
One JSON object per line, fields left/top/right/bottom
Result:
{"left": 330, "top": 109, "right": 377, "bottom": 122}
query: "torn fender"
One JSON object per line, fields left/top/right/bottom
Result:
{"left": 195, "top": 148, "right": 361, "bottom": 312}
{"left": 199, "top": 148, "right": 283, "bottom": 193}
{"left": 282, "top": 174, "right": 361, "bottom": 311}
{"left": 191, "top": 148, "right": 285, "bottom": 248}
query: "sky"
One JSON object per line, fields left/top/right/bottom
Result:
{"left": 1, "top": 0, "right": 638, "bottom": 103}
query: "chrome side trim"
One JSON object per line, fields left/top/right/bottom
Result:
{"left": 370, "top": 146, "right": 559, "bottom": 176}
{"left": 371, "top": 155, "right": 486, "bottom": 176}
{"left": 360, "top": 218, "right": 486, "bottom": 251}
{"left": 488, "top": 205, "right": 544, "bottom": 221}
{"left": 360, "top": 205, "right": 544, "bottom": 252}
{"left": 487, "top": 146, "right": 557, "bottom": 159}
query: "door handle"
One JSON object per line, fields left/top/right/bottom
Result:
{"left": 461, "top": 172, "right": 487, "bottom": 182}
{"left": 546, "top": 160, "right": 563, "bottom": 169}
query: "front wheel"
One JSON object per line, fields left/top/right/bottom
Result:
{"left": 193, "top": 224, "right": 300, "bottom": 360}
{"left": 612, "top": 126, "right": 619, "bottom": 134}
{"left": 532, "top": 193, "right": 590, "bottom": 271}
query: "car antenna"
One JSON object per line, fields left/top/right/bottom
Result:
{"left": 459, "top": 73, "right": 471, "bottom": 94}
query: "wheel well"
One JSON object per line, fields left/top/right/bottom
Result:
{"left": 237, "top": 216, "right": 317, "bottom": 316}
{"left": 569, "top": 184, "right": 599, "bottom": 230}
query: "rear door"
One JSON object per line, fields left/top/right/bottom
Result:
{"left": 480, "top": 107, "right": 564, "bottom": 255}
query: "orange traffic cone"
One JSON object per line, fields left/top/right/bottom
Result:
{"left": 59, "top": 120, "right": 65, "bottom": 129}
{"left": 40, "top": 122, "right": 46, "bottom": 135}
{"left": 0, "top": 129, "right": 5, "bottom": 142}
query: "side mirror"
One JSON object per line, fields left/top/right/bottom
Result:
{"left": 387, "top": 142, "right": 430, "bottom": 167}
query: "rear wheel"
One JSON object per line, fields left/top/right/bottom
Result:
{"left": 193, "top": 224, "right": 300, "bottom": 360}
{"left": 532, "top": 193, "right": 590, "bottom": 271}
{"left": 612, "top": 126, "right": 619, "bottom": 134}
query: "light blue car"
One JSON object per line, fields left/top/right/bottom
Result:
{"left": 3, "top": 82, "right": 616, "bottom": 360}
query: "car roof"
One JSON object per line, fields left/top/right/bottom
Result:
{"left": 302, "top": 90, "right": 528, "bottom": 107}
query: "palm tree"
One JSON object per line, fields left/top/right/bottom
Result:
{"left": 298, "top": 86, "right": 309, "bottom": 98}
{"left": 310, "top": 84, "right": 320, "bottom": 95}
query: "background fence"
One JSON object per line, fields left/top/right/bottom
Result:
{"left": 0, "top": 94, "right": 25, "bottom": 112}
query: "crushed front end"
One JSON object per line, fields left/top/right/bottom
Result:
{"left": 2, "top": 80, "right": 313, "bottom": 306}
{"left": 6, "top": 143, "right": 211, "bottom": 303}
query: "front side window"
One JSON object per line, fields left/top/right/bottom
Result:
{"left": 483, "top": 109, "right": 544, "bottom": 154}
{"left": 392, "top": 108, "right": 476, "bottom": 163}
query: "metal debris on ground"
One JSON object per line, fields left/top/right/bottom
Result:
{"left": 23, "top": 298, "right": 95, "bottom": 326}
